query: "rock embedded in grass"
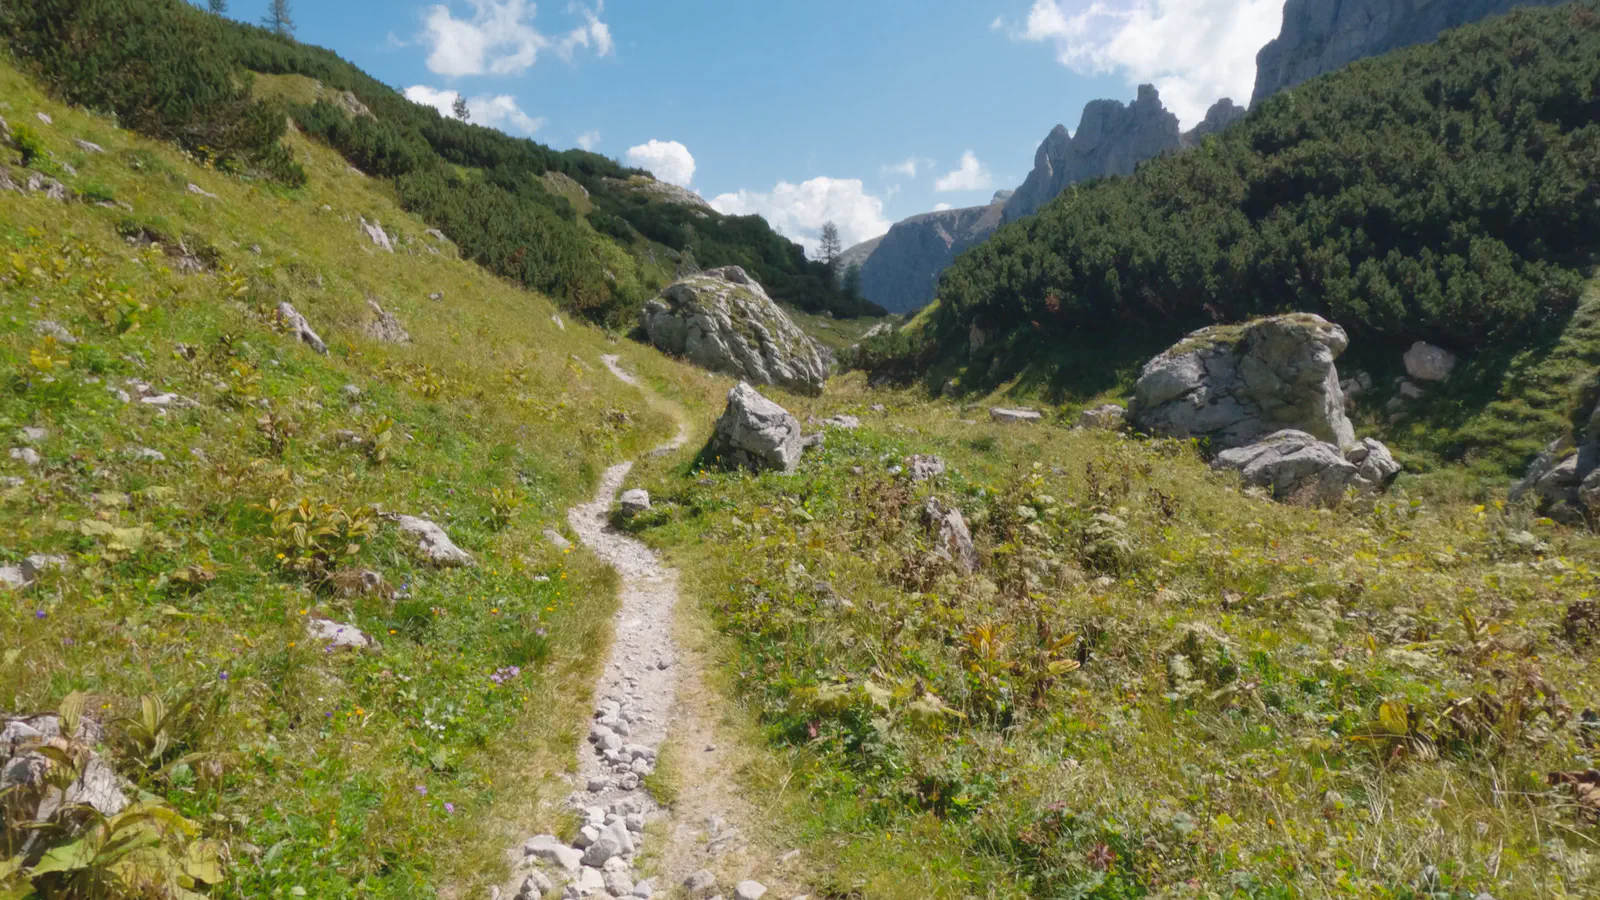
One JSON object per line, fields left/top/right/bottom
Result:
{"left": 1212, "top": 429, "right": 1400, "bottom": 504}
{"left": 990, "top": 407, "right": 1043, "bottom": 424}
{"left": 705, "top": 382, "right": 804, "bottom": 474}
{"left": 619, "top": 489, "right": 651, "bottom": 515}
{"left": 305, "top": 618, "right": 375, "bottom": 651}
{"left": 277, "top": 301, "right": 328, "bottom": 355}
{"left": 389, "top": 514, "right": 474, "bottom": 566}
{"left": 1076, "top": 404, "right": 1126, "bottom": 430}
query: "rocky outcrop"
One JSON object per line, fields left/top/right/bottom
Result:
{"left": 704, "top": 382, "right": 804, "bottom": 474}
{"left": 1131, "top": 314, "right": 1356, "bottom": 450}
{"left": 1181, "top": 98, "right": 1247, "bottom": 147}
{"left": 853, "top": 193, "right": 1009, "bottom": 314}
{"left": 605, "top": 175, "right": 711, "bottom": 211}
{"left": 363, "top": 298, "right": 410, "bottom": 344}
{"left": 923, "top": 497, "right": 979, "bottom": 574}
{"left": 1214, "top": 430, "right": 1399, "bottom": 504}
{"left": 1251, "top": 0, "right": 1565, "bottom": 106}
{"left": 1002, "top": 85, "right": 1180, "bottom": 224}
{"left": 1512, "top": 395, "right": 1600, "bottom": 525}
{"left": 641, "top": 266, "right": 829, "bottom": 395}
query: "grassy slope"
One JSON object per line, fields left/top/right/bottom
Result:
{"left": 630, "top": 373, "right": 1600, "bottom": 900}
{"left": 0, "top": 58, "right": 719, "bottom": 898}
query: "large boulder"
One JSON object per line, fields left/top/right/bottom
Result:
{"left": 704, "top": 382, "right": 804, "bottom": 474}
{"left": 1131, "top": 314, "right": 1355, "bottom": 451}
{"left": 1213, "top": 430, "right": 1400, "bottom": 504}
{"left": 640, "top": 267, "right": 828, "bottom": 395}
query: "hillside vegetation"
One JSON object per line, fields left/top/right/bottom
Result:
{"left": 0, "top": 0, "right": 882, "bottom": 328}
{"left": 0, "top": 54, "right": 724, "bottom": 898}
{"left": 630, "top": 375, "right": 1600, "bottom": 899}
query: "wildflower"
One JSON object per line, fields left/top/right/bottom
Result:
{"left": 443, "top": 802, "right": 454, "bottom": 814}
{"left": 288, "top": 641, "right": 297, "bottom": 648}
{"left": 415, "top": 785, "right": 427, "bottom": 797}
{"left": 219, "top": 671, "right": 230, "bottom": 682}
{"left": 34, "top": 610, "right": 45, "bottom": 620}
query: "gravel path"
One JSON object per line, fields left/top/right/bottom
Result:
{"left": 500, "top": 357, "right": 794, "bottom": 900}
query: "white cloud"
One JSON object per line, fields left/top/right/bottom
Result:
{"left": 557, "top": 2, "right": 614, "bottom": 60}
{"left": 881, "top": 156, "right": 932, "bottom": 179}
{"left": 710, "top": 177, "right": 892, "bottom": 257}
{"left": 626, "top": 140, "right": 696, "bottom": 187}
{"left": 419, "top": 0, "right": 613, "bottom": 77}
{"left": 933, "top": 203, "right": 954, "bottom": 212}
{"left": 934, "top": 151, "right": 994, "bottom": 193}
{"left": 404, "top": 85, "right": 546, "bottom": 134}
{"left": 576, "top": 130, "right": 601, "bottom": 151}
{"left": 1000, "top": 0, "right": 1286, "bottom": 127}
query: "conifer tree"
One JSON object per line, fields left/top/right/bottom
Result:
{"left": 208, "top": 0, "right": 227, "bottom": 14}
{"left": 262, "top": 0, "right": 294, "bottom": 37}
{"left": 452, "top": 95, "right": 470, "bottom": 122}
{"left": 818, "top": 221, "right": 842, "bottom": 269}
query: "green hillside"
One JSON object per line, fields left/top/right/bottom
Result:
{"left": 856, "top": 3, "right": 1600, "bottom": 474}
{"left": 0, "top": 54, "right": 722, "bottom": 898}
{"left": 0, "top": 0, "right": 883, "bottom": 328}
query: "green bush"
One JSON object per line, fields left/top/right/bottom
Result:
{"left": 0, "top": 0, "right": 304, "bottom": 186}
{"left": 936, "top": 3, "right": 1600, "bottom": 350}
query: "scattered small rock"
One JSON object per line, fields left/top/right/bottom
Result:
{"left": 360, "top": 217, "right": 394, "bottom": 252}
{"left": 552, "top": 314, "right": 565, "bottom": 331}
{"left": 428, "top": 291, "right": 444, "bottom": 302}
{"left": 186, "top": 183, "right": 218, "bottom": 200}
{"left": 545, "top": 528, "right": 573, "bottom": 551}
{"left": 363, "top": 298, "right": 411, "bottom": 343}
{"left": 277, "top": 301, "right": 328, "bottom": 355}
{"left": 524, "top": 835, "right": 583, "bottom": 873}
{"left": 990, "top": 407, "right": 1043, "bottom": 424}
{"left": 34, "top": 112, "right": 52, "bottom": 125}
{"left": 33, "top": 320, "right": 77, "bottom": 344}
{"left": 72, "top": 139, "right": 104, "bottom": 154}
{"left": 9, "top": 447, "right": 41, "bottom": 467}
{"left": 341, "top": 383, "right": 363, "bottom": 400}
{"left": 734, "top": 882, "right": 767, "bottom": 900}
{"left": 619, "top": 489, "right": 651, "bottom": 515}
{"left": 816, "top": 414, "right": 860, "bottom": 430}
{"left": 306, "top": 618, "right": 374, "bottom": 651}
{"left": 684, "top": 871, "right": 718, "bottom": 898}
{"left": 908, "top": 455, "right": 945, "bottom": 482}
{"left": 923, "top": 497, "right": 979, "bottom": 573}
{"left": 130, "top": 447, "right": 166, "bottom": 462}
{"left": 390, "top": 515, "right": 474, "bottom": 567}
{"left": 1076, "top": 404, "right": 1126, "bottom": 431}
{"left": 18, "top": 427, "right": 46, "bottom": 444}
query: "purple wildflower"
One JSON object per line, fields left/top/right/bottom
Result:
{"left": 443, "top": 802, "right": 455, "bottom": 814}
{"left": 415, "top": 785, "right": 427, "bottom": 797}
{"left": 34, "top": 610, "right": 46, "bottom": 620}
{"left": 218, "top": 671, "right": 230, "bottom": 682}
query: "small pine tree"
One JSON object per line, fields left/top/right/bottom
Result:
{"left": 452, "top": 95, "right": 471, "bottom": 122}
{"left": 207, "top": 0, "right": 227, "bottom": 13}
{"left": 843, "top": 263, "right": 863, "bottom": 301}
{"left": 262, "top": 0, "right": 294, "bottom": 37}
{"left": 818, "top": 221, "right": 842, "bottom": 269}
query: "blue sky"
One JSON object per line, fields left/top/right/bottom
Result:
{"left": 222, "top": 0, "right": 1287, "bottom": 254}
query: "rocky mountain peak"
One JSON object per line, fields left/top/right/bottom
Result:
{"left": 1001, "top": 84, "right": 1181, "bottom": 223}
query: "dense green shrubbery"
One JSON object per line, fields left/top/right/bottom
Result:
{"left": 0, "top": 0, "right": 305, "bottom": 185}
{"left": 935, "top": 3, "right": 1600, "bottom": 350}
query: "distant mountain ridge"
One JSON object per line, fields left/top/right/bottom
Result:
{"left": 855, "top": 191, "right": 1012, "bottom": 314}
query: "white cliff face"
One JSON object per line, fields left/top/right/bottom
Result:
{"left": 1251, "top": 0, "right": 1566, "bottom": 106}
{"left": 640, "top": 266, "right": 829, "bottom": 396}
